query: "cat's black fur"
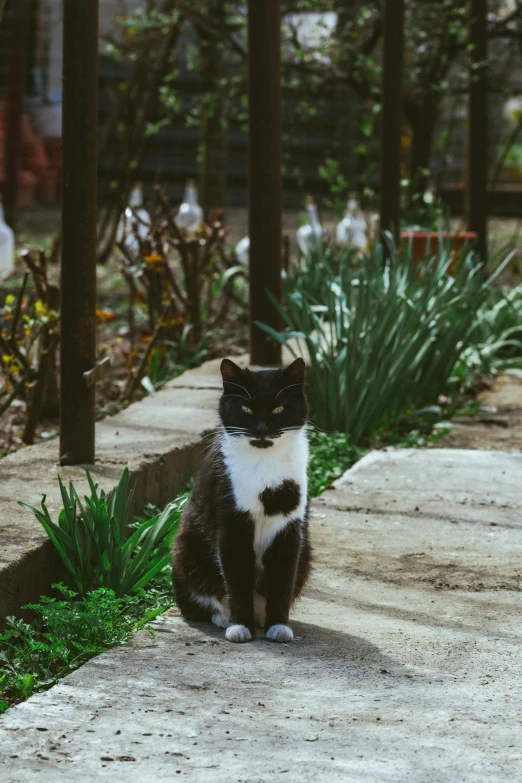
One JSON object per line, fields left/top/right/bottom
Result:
{"left": 172, "top": 358, "right": 312, "bottom": 641}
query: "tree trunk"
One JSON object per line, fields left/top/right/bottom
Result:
{"left": 197, "top": 1, "right": 228, "bottom": 215}
{"left": 407, "top": 101, "right": 439, "bottom": 198}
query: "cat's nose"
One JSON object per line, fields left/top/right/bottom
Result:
{"left": 255, "top": 421, "right": 268, "bottom": 437}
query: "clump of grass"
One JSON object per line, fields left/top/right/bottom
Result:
{"left": 19, "top": 469, "right": 187, "bottom": 597}
{"left": 308, "top": 429, "right": 365, "bottom": 497}
{"left": 258, "top": 242, "right": 521, "bottom": 445}
{"left": 0, "top": 575, "right": 174, "bottom": 713}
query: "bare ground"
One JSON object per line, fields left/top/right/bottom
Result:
{"left": 432, "top": 373, "right": 522, "bottom": 452}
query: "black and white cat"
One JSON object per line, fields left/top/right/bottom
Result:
{"left": 172, "top": 357, "right": 312, "bottom": 643}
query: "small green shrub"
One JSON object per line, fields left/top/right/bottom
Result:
{"left": 20, "top": 469, "right": 187, "bottom": 597}
{"left": 0, "top": 579, "right": 173, "bottom": 712}
{"left": 456, "top": 285, "right": 522, "bottom": 387}
{"left": 308, "top": 429, "right": 364, "bottom": 497}
{"left": 142, "top": 328, "right": 213, "bottom": 395}
{"left": 258, "top": 243, "right": 520, "bottom": 445}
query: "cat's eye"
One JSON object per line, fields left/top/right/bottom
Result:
{"left": 241, "top": 405, "right": 253, "bottom": 415}
{"left": 272, "top": 405, "right": 284, "bottom": 415}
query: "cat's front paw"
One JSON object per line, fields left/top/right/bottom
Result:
{"left": 225, "top": 624, "right": 253, "bottom": 643}
{"left": 211, "top": 612, "right": 231, "bottom": 629}
{"left": 266, "top": 624, "right": 293, "bottom": 643}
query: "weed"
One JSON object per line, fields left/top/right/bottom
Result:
{"left": 19, "top": 468, "right": 188, "bottom": 596}
{"left": 0, "top": 577, "right": 174, "bottom": 712}
{"left": 308, "top": 429, "right": 365, "bottom": 497}
{"left": 258, "top": 242, "right": 521, "bottom": 444}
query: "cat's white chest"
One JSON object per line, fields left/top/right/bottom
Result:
{"left": 220, "top": 428, "right": 308, "bottom": 557}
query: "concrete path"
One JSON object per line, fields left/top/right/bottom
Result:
{"left": 1, "top": 448, "right": 521, "bottom": 782}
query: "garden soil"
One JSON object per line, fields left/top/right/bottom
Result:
{"left": 432, "top": 372, "right": 522, "bottom": 452}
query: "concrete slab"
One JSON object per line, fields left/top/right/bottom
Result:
{"left": 0, "top": 375, "right": 220, "bottom": 621}
{"left": 1, "top": 449, "right": 520, "bottom": 782}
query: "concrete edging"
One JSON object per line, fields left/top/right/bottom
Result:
{"left": 0, "top": 357, "right": 237, "bottom": 621}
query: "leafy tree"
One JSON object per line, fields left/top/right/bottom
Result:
{"left": 105, "top": 0, "right": 522, "bottom": 210}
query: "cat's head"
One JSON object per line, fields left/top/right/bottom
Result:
{"left": 219, "top": 358, "right": 308, "bottom": 448}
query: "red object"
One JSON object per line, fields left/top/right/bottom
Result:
{"left": 0, "top": 105, "right": 60, "bottom": 207}
{"left": 37, "top": 168, "right": 60, "bottom": 202}
{"left": 401, "top": 231, "right": 479, "bottom": 266}
{"left": 43, "top": 136, "right": 62, "bottom": 169}
{"left": 15, "top": 170, "right": 37, "bottom": 208}
{"left": 21, "top": 115, "right": 49, "bottom": 171}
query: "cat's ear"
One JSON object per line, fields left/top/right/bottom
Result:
{"left": 220, "top": 358, "right": 246, "bottom": 386}
{"left": 279, "top": 357, "right": 306, "bottom": 386}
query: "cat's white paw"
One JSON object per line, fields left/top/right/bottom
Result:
{"left": 225, "top": 624, "right": 252, "bottom": 643}
{"left": 266, "top": 624, "right": 293, "bottom": 643}
{"left": 211, "top": 612, "right": 231, "bottom": 629}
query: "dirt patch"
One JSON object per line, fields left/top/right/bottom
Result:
{"left": 432, "top": 373, "right": 522, "bottom": 452}
{"left": 343, "top": 554, "right": 522, "bottom": 593}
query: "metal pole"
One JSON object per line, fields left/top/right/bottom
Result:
{"left": 379, "top": 0, "right": 404, "bottom": 257}
{"left": 3, "top": 0, "right": 30, "bottom": 229}
{"left": 60, "top": 0, "right": 99, "bottom": 465}
{"left": 466, "top": 0, "right": 488, "bottom": 260}
{"left": 248, "top": 0, "right": 282, "bottom": 367}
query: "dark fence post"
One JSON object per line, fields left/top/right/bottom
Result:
{"left": 466, "top": 0, "right": 488, "bottom": 260}
{"left": 379, "top": 0, "right": 404, "bottom": 257}
{"left": 3, "top": 0, "right": 30, "bottom": 229}
{"left": 59, "top": 0, "right": 99, "bottom": 465}
{"left": 247, "top": 0, "right": 282, "bottom": 367}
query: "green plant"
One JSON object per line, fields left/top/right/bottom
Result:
{"left": 19, "top": 469, "right": 188, "bottom": 597}
{"left": 456, "top": 285, "right": 522, "bottom": 387}
{"left": 0, "top": 578, "right": 174, "bottom": 712}
{"left": 259, "top": 242, "right": 517, "bottom": 445}
{"left": 308, "top": 429, "right": 365, "bottom": 498}
{"left": 142, "top": 327, "right": 213, "bottom": 394}
{"left": 318, "top": 158, "right": 352, "bottom": 218}
{"left": 401, "top": 181, "right": 445, "bottom": 231}
{"left": 119, "top": 192, "right": 244, "bottom": 399}
{"left": 0, "top": 251, "right": 59, "bottom": 443}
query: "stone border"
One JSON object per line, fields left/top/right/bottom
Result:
{"left": 0, "top": 357, "right": 238, "bottom": 622}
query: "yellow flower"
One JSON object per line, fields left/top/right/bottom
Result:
{"left": 96, "top": 308, "right": 116, "bottom": 323}
{"left": 144, "top": 254, "right": 162, "bottom": 264}
{"left": 5, "top": 294, "right": 15, "bottom": 307}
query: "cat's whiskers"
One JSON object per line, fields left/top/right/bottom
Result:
{"left": 275, "top": 382, "right": 304, "bottom": 400}
{"left": 223, "top": 381, "right": 252, "bottom": 400}
{"left": 223, "top": 394, "right": 251, "bottom": 402}
{"left": 223, "top": 426, "right": 249, "bottom": 439}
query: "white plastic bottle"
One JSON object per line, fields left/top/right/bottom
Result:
{"left": 175, "top": 180, "right": 204, "bottom": 234}
{"left": 235, "top": 236, "right": 250, "bottom": 266}
{"left": 336, "top": 192, "right": 368, "bottom": 251}
{"left": 0, "top": 199, "right": 15, "bottom": 277}
{"left": 296, "top": 196, "right": 325, "bottom": 257}
{"left": 116, "top": 183, "right": 152, "bottom": 252}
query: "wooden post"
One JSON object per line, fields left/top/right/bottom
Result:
{"left": 247, "top": 0, "right": 282, "bottom": 367}
{"left": 466, "top": 0, "right": 488, "bottom": 260}
{"left": 59, "top": 0, "right": 99, "bottom": 465}
{"left": 3, "top": 0, "right": 30, "bottom": 229}
{"left": 379, "top": 0, "right": 405, "bottom": 257}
